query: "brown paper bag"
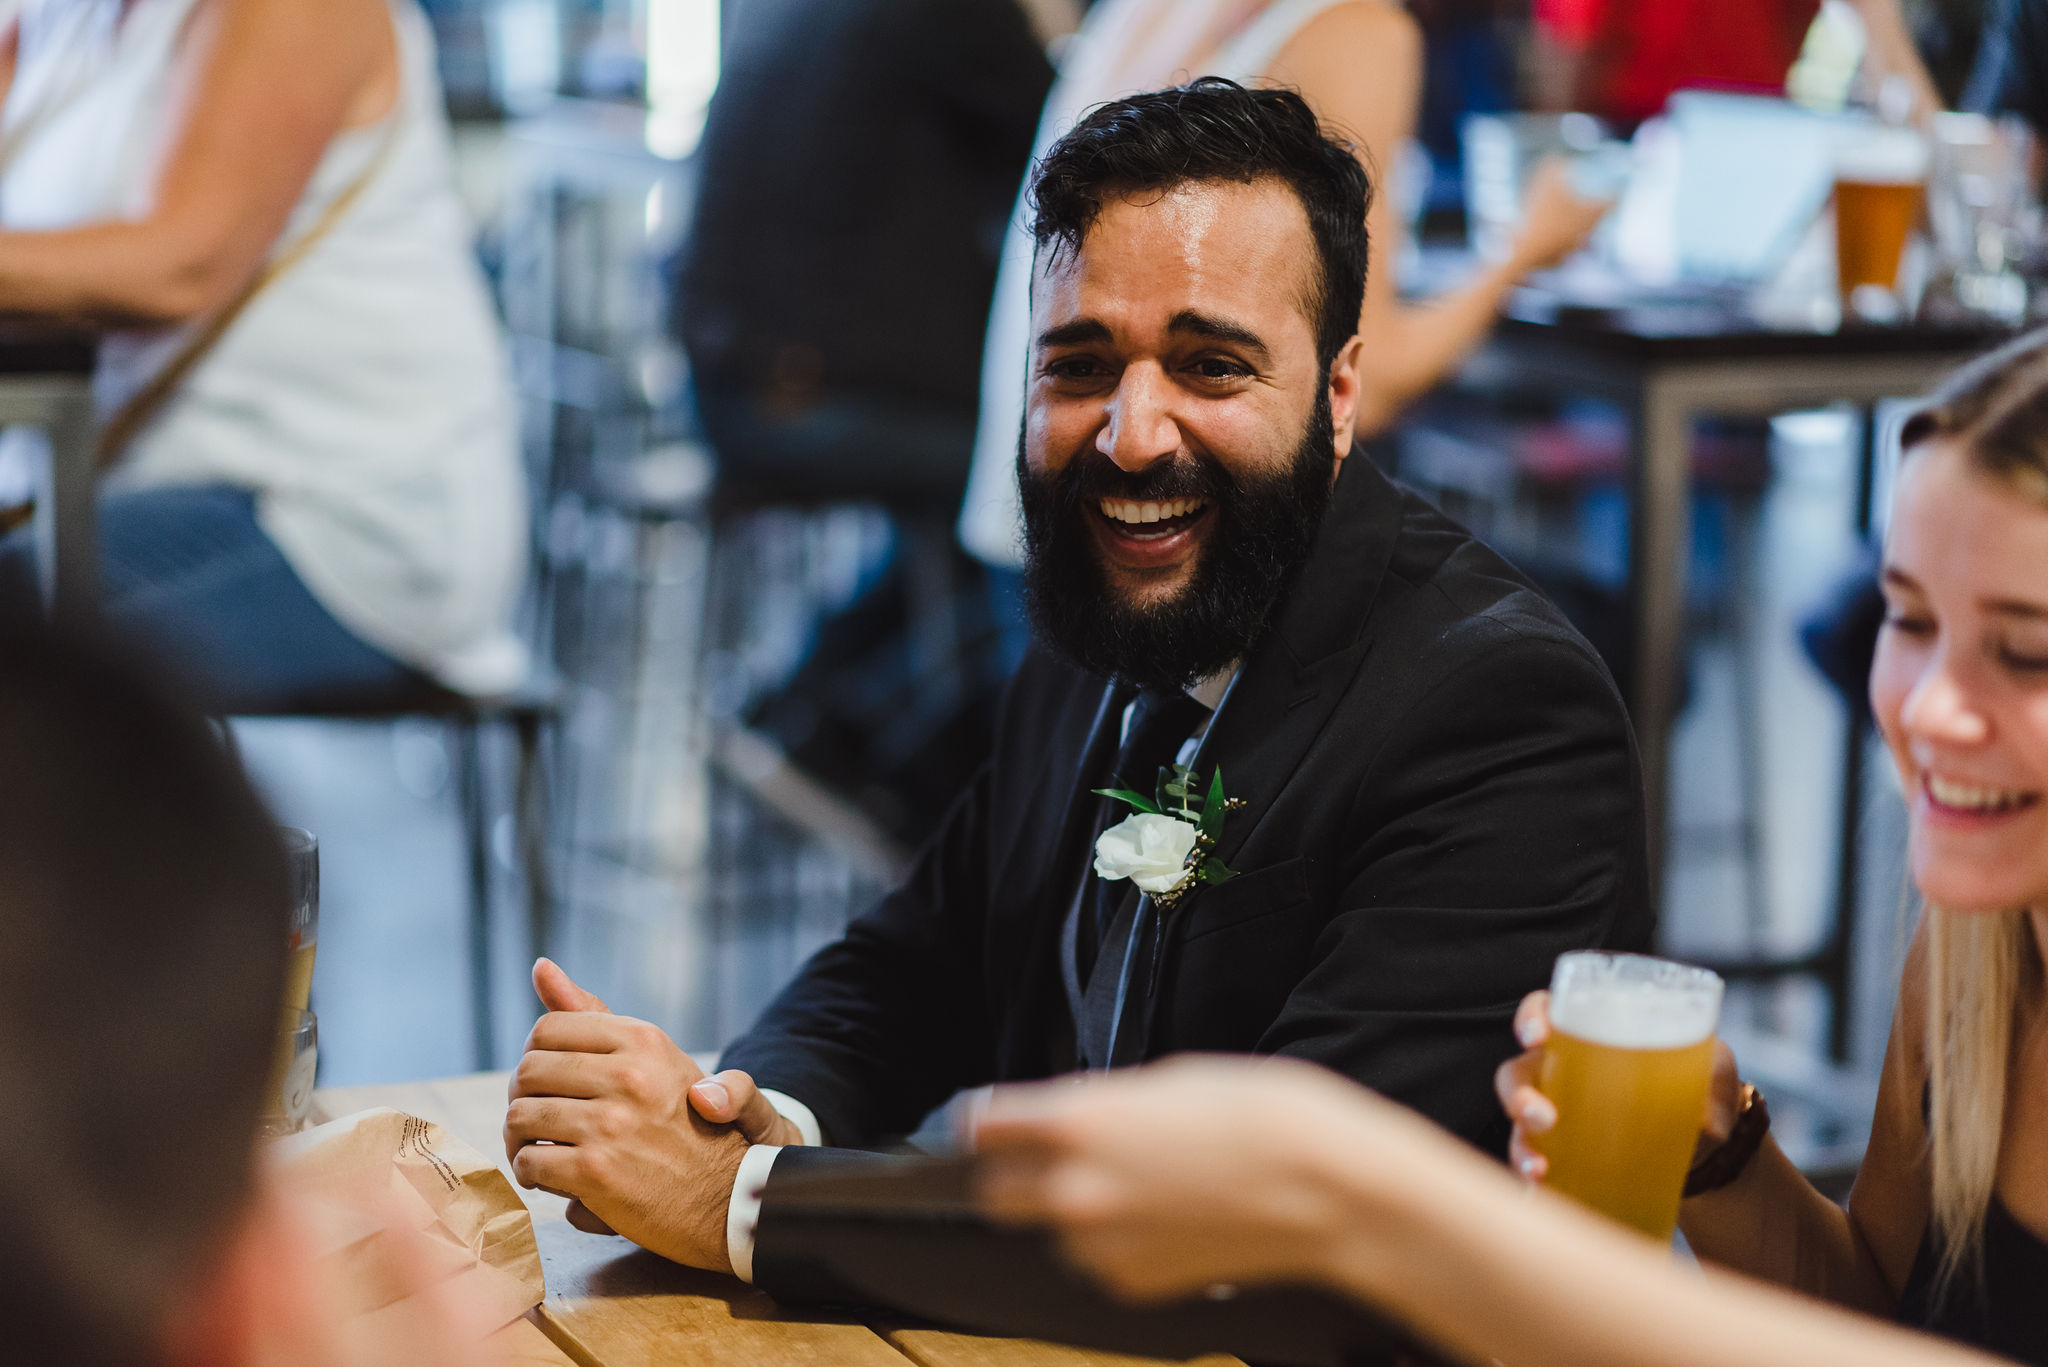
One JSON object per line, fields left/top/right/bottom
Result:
{"left": 273, "top": 1108, "right": 545, "bottom": 1346}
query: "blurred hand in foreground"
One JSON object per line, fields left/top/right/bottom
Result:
{"left": 165, "top": 1169, "right": 497, "bottom": 1367}
{"left": 973, "top": 1055, "right": 1410, "bottom": 1303}
{"left": 503, "top": 958, "right": 754, "bottom": 1273}
{"left": 1508, "top": 157, "right": 1614, "bottom": 274}
{"left": 1493, "top": 989, "right": 1742, "bottom": 1184}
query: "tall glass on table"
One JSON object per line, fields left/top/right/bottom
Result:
{"left": 1834, "top": 124, "right": 1930, "bottom": 324}
{"left": 260, "top": 828, "right": 320, "bottom": 1136}
{"left": 1532, "top": 952, "right": 1724, "bottom": 1242}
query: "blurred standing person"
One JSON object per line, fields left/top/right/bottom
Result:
{"left": 0, "top": 0, "right": 525, "bottom": 712}
{"left": 676, "top": 0, "right": 1064, "bottom": 502}
{"left": 958, "top": 0, "right": 1612, "bottom": 572}
{"left": 673, "top": 0, "right": 1070, "bottom": 840}
{"left": 1529, "top": 0, "right": 1942, "bottom": 129}
{"left": 1964, "top": 0, "right": 2048, "bottom": 167}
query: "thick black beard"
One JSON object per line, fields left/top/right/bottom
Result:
{"left": 1018, "top": 393, "right": 1338, "bottom": 694}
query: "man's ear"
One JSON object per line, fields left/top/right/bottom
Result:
{"left": 1327, "top": 334, "right": 1366, "bottom": 465}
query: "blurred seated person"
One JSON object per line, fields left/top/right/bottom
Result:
{"left": 507, "top": 80, "right": 1648, "bottom": 1309}
{"left": 0, "top": 0, "right": 524, "bottom": 713}
{"left": 1529, "top": 0, "right": 1942, "bottom": 130}
{"left": 675, "top": 0, "right": 1064, "bottom": 503}
{"left": 0, "top": 610, "right": 490, "bottom": 1367}
{"left": 974, "top": 1056, "right": 2005, "bottom": 1367}
{"left": 957, "top": 0, "right": 1613, "bottom": 572}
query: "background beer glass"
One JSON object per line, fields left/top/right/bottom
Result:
{"left": 1534, "top": 952, "right": 1724, "bottom": 1241}
{"left": 281, "top": 827, "right": 318, "bottom": 1016}
{"left": 260, "top": 830, "right": 320, "bottom": 1138}
{"left": 1834, "top": 124, "right": 1929, "bottom": 323}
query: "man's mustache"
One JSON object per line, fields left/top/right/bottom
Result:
{"left": 1051, "top": 451, "right": 1233, "bottom": 507}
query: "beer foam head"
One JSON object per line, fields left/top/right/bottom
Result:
{"left": 1547, "top": 952, "right": 1723, "bottom": 1050}
{"left": 1835, "top": 125, "right": 1930, "bottom": 185}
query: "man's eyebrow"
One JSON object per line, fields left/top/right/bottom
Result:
{"left": 1167, "top": 309, "right": 1271, "bottom": 358}
{"left": 1036, "top": 318, "right": 1113, "bottom": 350}
{"left": 1881, "top": 566, "right": 1922, "bottom": 593}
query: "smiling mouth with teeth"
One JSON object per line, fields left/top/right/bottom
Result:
{"left": 1924, "top": 773, "right": 2043, "bottom": 817}
{"left": 1097, "top": 496, "right": 1211, "bottom": 537}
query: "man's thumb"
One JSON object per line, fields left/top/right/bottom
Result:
{"left": 533, "top": 958, "right": 611, "bottom": 1013}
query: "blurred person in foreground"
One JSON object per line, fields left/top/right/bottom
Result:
{"left": 956, "top": 0, "right": 1614, "bottom": 573}
{"left": 978, "top": 328, "right": 2048, "bottom": 1367}
{"left": 0, "top": 0, "right": 524, "bottom": 713}
{"left": 974, "top": 1056, "right": 2005, "bottom": 1367}
{"left": 508, "top": 78, "right": 1647, "bottom": 1304}
{"left": 0, "top": 611, "right": 490, "bottom": 1367}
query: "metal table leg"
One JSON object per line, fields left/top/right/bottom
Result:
{"left": 41, "top": 387, "right": 97, "bottom": 621}
{"left": 1630, "top": 376, "right": 1696, "bottom": 881}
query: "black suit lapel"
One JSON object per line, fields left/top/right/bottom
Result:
{"left": 997, "top": 679, "right": 1128, "bottom": 1074}
{"left": 1124, "top": 458, "right": 1405, "bottom": 1056}
{"left": 1187, "top": 456, "right": 1404, "bottom": 871}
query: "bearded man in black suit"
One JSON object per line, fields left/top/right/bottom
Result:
{"left": 506, "top": 77, "right": 1651, "bottom": 1297}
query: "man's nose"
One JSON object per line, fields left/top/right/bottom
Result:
{"left": 1901, "top": 651, "right": 1991, "bottom": 747}
{"left": 1096, "top": 364, "right": 1179, "bottom": 473}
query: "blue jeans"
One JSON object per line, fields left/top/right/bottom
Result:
{"left": 0, "top": 485, "right": 420, "bottom": 713}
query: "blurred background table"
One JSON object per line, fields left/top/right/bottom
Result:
{"left": 1465, "top": 296, "right": 2007, "bottom": 872}
{"left": 0, "top": 322, "right": 97, "bottom": 620}
{"left": 312, "top": 1072, "right": 1244, "bottom": 1367}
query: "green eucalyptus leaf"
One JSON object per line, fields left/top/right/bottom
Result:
{"left": 1199, "top": 767, "right": 1227, "bottom": 839}
{"left": 1092, "top": 787, "right": 1160, "bottom": 814}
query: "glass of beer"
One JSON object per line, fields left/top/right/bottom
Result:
{"left": 1533, "top": 952, "right": 1724, "bottom": 1242}
{"left": 258, "top": 1010, "right": 318, "bottom": 1139}
{"left": 280, "top": 827, "right": 319, "bottom": 1017}
{"left": 1834, "top": 126, "right": 1929, "bottom": 323}
{"left": 258, "top": 829, "right": 320, "bottom": 1138}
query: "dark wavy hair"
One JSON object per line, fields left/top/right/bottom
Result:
{"left": 1028, "top": 76, "right": 1372, "bottom": 369}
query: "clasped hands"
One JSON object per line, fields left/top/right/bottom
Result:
{"left": 502, "top": 958, "right": 806, "bottom": 1274}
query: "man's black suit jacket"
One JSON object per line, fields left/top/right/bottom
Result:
{"left": 723, "top": 455, "right": 1652, "bottom": 1299}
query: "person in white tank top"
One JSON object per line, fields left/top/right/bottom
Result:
{"left": 0, "top": 0, "right": 524, "bottom": 709}
{"left": 957, "top": 0, "right": 1614, "bottom": 571}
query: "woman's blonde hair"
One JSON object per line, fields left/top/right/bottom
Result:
{"left": 1896, "top": 326, "right": 2048, "bottom": 1299}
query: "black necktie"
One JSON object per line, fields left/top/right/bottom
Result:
{"left": 1067, "top": 688, "right": 1209, "bottom": 1068}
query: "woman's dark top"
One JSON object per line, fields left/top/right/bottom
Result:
{"left": 1897, "top": 1195, "right": 2048, "bottom": 1364}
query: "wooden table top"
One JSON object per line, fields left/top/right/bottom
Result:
{"left": 312, "top": 1072, "right": 1242, "bottom": 1367}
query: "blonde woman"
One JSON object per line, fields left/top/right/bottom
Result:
{"left": 976, "top": 328, "right": 2048, "bottom": 1366}
{"left": 1496, "top": 327, "right": 2048, "bottom": 1364}
{"left": 958, "top": 0, "right": 1611, "bottom": 569}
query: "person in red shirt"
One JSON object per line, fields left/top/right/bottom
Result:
{"left": 1533, "top": 0, "right": 1940, "bottom": 129}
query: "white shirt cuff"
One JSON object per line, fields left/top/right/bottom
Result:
{"left": 758, "top": 1088, "right": 825, "bottom": 1147}
{"left": 726, "top": 1144, "right": 782, "bottom": 1284}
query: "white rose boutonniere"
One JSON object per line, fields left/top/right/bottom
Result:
{"left": 1092, "top": 763, "right": 1245, "bottom": 911}
{"left": 1094, "top": 812, "right": 1200, "bottom": 893}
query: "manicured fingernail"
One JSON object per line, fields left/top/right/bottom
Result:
{"left": 1516, "top": 1018, "right": 1542, "bottom": 1047}
{"left": 694, "top": 1080, "right": 728, "bottom": 1109}
{"left": 1524, "top": 1096, "right": 1557, "bottom": 1132}
{"left": 1518, "top": 1155, "right": 1542, "bottom": 1179}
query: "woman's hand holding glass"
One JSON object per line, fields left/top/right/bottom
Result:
{"left": 1494, "top": 988, "right": 1743, "bottom": 1185}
